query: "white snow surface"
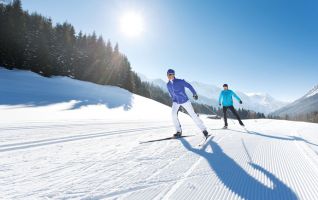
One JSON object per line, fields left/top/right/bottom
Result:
{"left": 0, "top": 68, "right": 173, "bottom": 123}
{"left": 1, "top": 68, "right": 318, "bottom": 200}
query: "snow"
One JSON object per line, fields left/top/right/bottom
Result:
{"left": 1, "top": 68, "right": 318, "bottom": 199}
{"left": 0, "top": 68, "right": 173, "bottom": 123}
{"left": 305, "top": 85, "right": 318, "bottom": 98}
{"left": 246, "top": 92, "right": 265, "bottom": 96}
{"left": 271, "top": 84, "right": 318, "bottom": 116}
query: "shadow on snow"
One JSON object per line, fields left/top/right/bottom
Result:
{"left": 0, "top": 69, "right": 133, "bottom": 110}
{"left": 218, "top": 128, "right": 318, "bottom": 148}
{"left": 179, "top": 138, "right": 298, "bottom": 200}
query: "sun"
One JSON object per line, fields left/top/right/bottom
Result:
{"left": 120, "top": 11, "right": 144, "bottom": 37}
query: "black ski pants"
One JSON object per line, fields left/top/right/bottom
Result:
{"left": 223, "top": 106, "right": 243, "bottom": 126}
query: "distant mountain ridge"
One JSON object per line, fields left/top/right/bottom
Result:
{"left": 271, "top": 84, "right": 318, "bottom": 117}
{"left": 138, "top": 73, "right": 288, "bottom": 114}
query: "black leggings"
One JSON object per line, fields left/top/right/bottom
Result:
{"left": 223, "top": 106, "right": 243, "bottom": 126}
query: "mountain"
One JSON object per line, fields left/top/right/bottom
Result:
{"left": 245, "top": 93, "right": 289, "bottom": 115}
{"left": 271, "top": 85, "right": 318, "bottom": 117}
{"left": 138, "top": 73, "right": 288, "bottom": 114}
{"left": 1, "top": 68, "right": 318, "bottom": 199}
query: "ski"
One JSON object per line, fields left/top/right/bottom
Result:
{"left": 140, "top": 135, "right": 194, "bottom": 144}
{"left": 242, "top": 126, "right": 250, "bottom": 133}
{"left": 198, "top": 135, "right": 214, "bottom": 148}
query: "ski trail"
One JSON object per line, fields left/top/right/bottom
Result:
{"left": 145, "top": 133, "right": 214, "bottom": 182}
{"left": 2, "top": 119, "right": 318, "bottom": 199}
{"left": 0, "top": 126, "right": 172, "bottom": 152}
{"left": 159, "top": 133, "right": 229, "bottom": 200}
{"left": 84, "top": 127, "right": 201, "bottom": 199}
{"left": 241, "top": 138, "right": 253, "bottom": 163}
{"left": 293, "top": 130, "right": 318, "bottom": 171}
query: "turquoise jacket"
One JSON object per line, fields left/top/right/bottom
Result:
{"left": 219, "top": 90, "right": 241, "bottom": 106}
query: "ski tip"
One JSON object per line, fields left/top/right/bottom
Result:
{"left": 198, "top": 135, "right": 214, "bottom": 147}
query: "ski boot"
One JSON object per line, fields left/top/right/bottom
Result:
{"left": 222, "top": 125, "right": 228, "bottom": 129}
{"left": 173, "top": 132, "right": 182, "bottom": 138}
{"left": 202, "top": 130, "right": 209, "bottom": 139}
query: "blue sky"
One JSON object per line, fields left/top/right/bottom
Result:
{"left": 21, "top": 0, "right": 318, "bottom": 102}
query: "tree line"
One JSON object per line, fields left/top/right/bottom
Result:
{"left": 184, "top": 103, "right": 265, "bottom": 119}
{"left": 0, "top": 0, "right": 171, "bottom": 106}
{"left": 268, "top": 112, "right": 318, "bottom": 123}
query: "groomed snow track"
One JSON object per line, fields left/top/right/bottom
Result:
{"left": 1, "top": 119, "right": 318, "bottom": 200}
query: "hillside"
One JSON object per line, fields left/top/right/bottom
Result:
{"left": 0, "top": 68, "right": 174, "bottom": 122}
{"left": 272, "top": 85, "right": 318, "bottom": 117}
{"left": 1, "top": 68, "right": 318, "bottom": 199}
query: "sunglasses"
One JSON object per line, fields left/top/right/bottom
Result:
{"left": 168, "top": 74, "right": 175, "bottom": 76}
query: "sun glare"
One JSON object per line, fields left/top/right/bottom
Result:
{"left": 120, "top": 11, "right": 144, "bottom": 37}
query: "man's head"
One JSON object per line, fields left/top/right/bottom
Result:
{"left": 167, "top": 69, "right": 175, "bottom": 80}
{"left": 223, "top": 84, "right": 228, "bottom": 90}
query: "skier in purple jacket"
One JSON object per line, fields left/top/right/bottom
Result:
{"left": 166, "top": 69, "right": 209, "bottom": 138}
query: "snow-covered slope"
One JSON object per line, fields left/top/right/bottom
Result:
{"left": 139, "top": 73, "right": 288, "bottom": 114}
{"left": 272, "top": 84, "right": 318, "bottom": 117}
{"left": 0, "top": 68, "right": 175, "bottom": 122}
{"left": 306, "top": 85, "right": 318, "bottom": 98}
{"left": 1, "top": 68, "right": 318, "bottom": 200}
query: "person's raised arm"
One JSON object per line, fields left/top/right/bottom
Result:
{"left": 183, "top": 80, "right": 198, "bottom": 97}
{"left": 183, "top": 80, "right": 196, "bottom": 95}
{"left": 232, "top": 90, "right": 242, "bottom": 104}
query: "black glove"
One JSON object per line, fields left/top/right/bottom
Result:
{"left": 193, "top": 94, "right": 198, "bottom": 100}
{"left": 239, "top": 100, "right": 243, "bottom": 104}
{"left": 219, "top": 103, "right": 221, "bottom": 106}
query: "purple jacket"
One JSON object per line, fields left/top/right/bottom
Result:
{"left": 167, "top": 78, "right": 197, "bottom": 104}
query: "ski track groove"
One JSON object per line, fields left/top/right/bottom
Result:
{"left": 158, "top": 124, "right": 317, "bottom": 200}
{"left": 290, "top": 130, "right": 318, "bottom": 199}
{"left": 83, "top": 125, "right": 201, "bottom": 198}
{"left": 1, "top": 123, "right": 177, "bottom": 199}
{"left": 160, "top": 132, "right": 230, "bottom": 200}
{"left": 141, "top": 132, "right": 200, "bottom": 182}
{"left": 0, "top": 120, "right": 172, "bottom": 131}
{"left": 99, "top": 131, "right": 226, "bottom": 199}
{"left": 2, "top": 120, "right": 318, "bottom": 199}
{"left": 81, "top": 136, "right": 180, "bottom": 198}
{"left": 0, "top": 125, "right": 173, "bottom": 152}
{"left": 293, "top": 130, "right": 318, "bottom": 171}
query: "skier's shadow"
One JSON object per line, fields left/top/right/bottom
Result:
{"left": 247, "top": 130, "right": 318, "bottom": 147}
{"left": 179, "top": 138, "right": 298, "bottom": 200}
{"left": 214, "top": 128, "right": 318, "bottom": 148}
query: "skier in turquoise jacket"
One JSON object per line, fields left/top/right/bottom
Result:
{"left": 219, "top": 84, "right": 244, "bottom": 128}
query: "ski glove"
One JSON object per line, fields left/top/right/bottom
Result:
{"left": 219, "top": 103, "right": 221, "bottom": 106}
{"left": 193, "top": 94, "right": 198, "bottom": 100}
{"left": 239, "top": 100, "right": 243, "bottom": 104}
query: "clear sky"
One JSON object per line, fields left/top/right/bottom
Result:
{"left": 21, "top": 0, "right": 318, "bottom": 102}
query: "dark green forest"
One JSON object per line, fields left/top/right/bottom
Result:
{"left": 0, "top": 0, "right": 265, "bottom": 119}
{"left": 0, "top": 0, "right": 171, "bottom": 105}
{"left": 268, "top": 112, "right": 318, "bottom": 123}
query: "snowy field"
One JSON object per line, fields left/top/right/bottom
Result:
{"left": 1, "top": 68, "right": 318, "bottom": 199}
